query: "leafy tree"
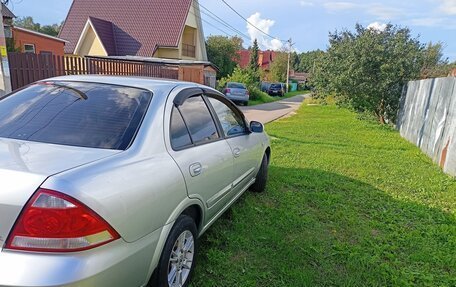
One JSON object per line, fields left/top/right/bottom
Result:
{"left": 419, "top": 42, "right": 450, "bottom": 79}
{"left": 296, "top": 50, "right": 325, "bottom": 73}
{"left": 270, "top": 52, "right": 288, "bottom": 82}
{"left": 312, "top": 24, "right": 427, "bottom": 124}
{"left": 14, "top": 16, "right": 62, "bottom": 37}
{"left": 206, "top": 35, "right": 242, "bottom": 79}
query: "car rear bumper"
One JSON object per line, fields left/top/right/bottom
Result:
{"left": 225, "top": 93, "right": 248, "bottom": 102}
{"left": 0, "top": 227, "right": 163, "bottom": 287}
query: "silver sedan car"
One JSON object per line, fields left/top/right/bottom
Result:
{"left": 0, "top": 76, "right": 270, "bottom": 287}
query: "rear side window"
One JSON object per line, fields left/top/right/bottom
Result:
{"left": 170, "top": 107, "right": 192, "bottom": 149}
{"left": 178, "top": 96, "right": 219, "bottom": 145}
{"left": 0, "top": 82, "right": 152, "bottom": 150}
{"left": 227, "top": 83, "right": 246, "bottom": 89}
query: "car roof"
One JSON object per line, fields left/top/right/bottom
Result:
{"left": 45, "top": 75, "right": 216, "bottom": 101}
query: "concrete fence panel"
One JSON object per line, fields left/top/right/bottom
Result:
{"left": 398, "top": 77, "right": 456, "bottom": 177}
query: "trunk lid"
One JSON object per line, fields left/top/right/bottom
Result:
{"left": 230, "top": 88, "right": 247, "bottom": 96}
{"left": 0, "top": 138, "right": 120, "bottom": 247}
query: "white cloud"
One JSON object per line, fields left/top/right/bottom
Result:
{"left": 367, "top": 22, "right": 387, "bottom": 31}
{"left": 438, "top": 0, "right": 456, "bottom": 15}
{"left": 246, "top": 12, "right": 283, "bottom": 51}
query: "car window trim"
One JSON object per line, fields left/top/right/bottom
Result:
{"left": 170, "top": 87, "right": 252, "bottom": 152}
{"left": 203, "top": 95, "right": 249, "bottom": 139}
{"left": 170, "top": 94, "right": 223, "bottom": 152}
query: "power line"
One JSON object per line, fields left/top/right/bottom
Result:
{"left": 220, "top": 0, "right": 285, "bottom": 43}
{"left": 200, "top": 9, "right": 250, "bottom": 40}
{"left": 197, "top": 1, "right": 251, "bottom": 40}
{"left": 190, "top": 1, "right": 251, "bottom": 42}
{"left": 187, "top": 9, "right": 234, "bottom": 38}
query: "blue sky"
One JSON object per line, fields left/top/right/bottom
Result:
{"left": 6, "top": 0, "right": 456, "bottom": 61}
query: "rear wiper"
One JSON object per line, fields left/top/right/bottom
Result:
{"left": 41, "top": 82, "right": 88, "bottom": 100}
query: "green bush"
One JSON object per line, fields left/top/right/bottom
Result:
{"left": 248, "top": 86, "right": 269, "bottom": 101}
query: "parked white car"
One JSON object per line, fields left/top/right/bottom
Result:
{"left": 0, "top": 76, "right": 270, "bottom": 287}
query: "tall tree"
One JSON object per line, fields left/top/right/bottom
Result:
{"left": 312, "top": 24, "right": 426, "bottom": 124}
{"left": 249, "top": 39, "right": 259, "bottom": 71}
{"left": 206, "top": 35, "right": 242, "bottom": 79}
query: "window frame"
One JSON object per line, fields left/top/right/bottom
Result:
{"left": 204, "top": 95, "right": 249, "bottom": 139}
{"left": 169, "top": 88, "right": 250, "bottom": 152}
{"left": 24, "top": 44, "right": 36, "bottom": 54}
{"left": 170, "top": 95, "right": 222, "bottom": 151}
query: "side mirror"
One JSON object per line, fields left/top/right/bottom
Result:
{"left": 250, "top": 121, "right": 264, "bottom": 133}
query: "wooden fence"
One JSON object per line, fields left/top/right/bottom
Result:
{"left": 7, "top": 53, "right": 179, "bottom": 91}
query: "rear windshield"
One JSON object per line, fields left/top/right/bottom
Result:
{"left": 270, "top": 84, "right": 282, "bottom": 89}
{"left": 227, "top": 83, "right": 246, "bottom": 89}
{"left": 0, "top": 81, "right": 152, "bottom": 150}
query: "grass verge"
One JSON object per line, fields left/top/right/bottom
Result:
{"left": 248, "top": 90, "right": 309, "bottom": 106}
{"left": 192, "top": 103, "right": 456, "bottom": 286}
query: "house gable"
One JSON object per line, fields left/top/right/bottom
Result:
{"left": 73, "top": 19, "right": 108, "bottom": 57}
{"left": 59, "top": 0, "right": 196, "bottom": 57}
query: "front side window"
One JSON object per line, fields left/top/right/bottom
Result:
{"left": 178, "top": 96, "right": 219, "bottom": 144}
{"left": 0, "top": 82, "right": 152, "bottom": 150}
{"left": 208, "top": 97, "right": 246, "bottom": 137}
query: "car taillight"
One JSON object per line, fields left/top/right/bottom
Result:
{"left": 225, "top": 88, "right": 231, "bottom": 93}
{"left": 246, "top": 90, "right": 250, "bottom": 97}
{"left": 6, "top": 188, "right": 120, "bottom": 252}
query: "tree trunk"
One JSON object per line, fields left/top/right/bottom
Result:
{"left": 377, "top": 99, "right": 386, "bottom": 124}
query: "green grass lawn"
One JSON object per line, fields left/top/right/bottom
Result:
{"left": 192, "top": 103, "right": 456, "bottom": 286}
{"left": 248, "top": 90, "right": 309, "bottom": 106}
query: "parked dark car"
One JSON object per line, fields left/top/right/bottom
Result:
{"left": 268, "top": 83, "right": 284, "bottom": 97}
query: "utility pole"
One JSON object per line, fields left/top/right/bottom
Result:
{"left": 286, "top": 38, "right": 294, "bottom": 93}
{"left": 0, "top": 1, "right": 12, "bottom": 96}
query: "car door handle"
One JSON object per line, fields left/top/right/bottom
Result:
{"left": 189, "top": 163, "right": 202, "bottom": 177}
{"left": 233, "top": 148, "right": 241, "bottom": 158}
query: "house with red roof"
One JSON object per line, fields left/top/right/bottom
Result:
{"left": 237, "top": 50, "right": 277, "bottom": 71}
{"left": 59, "top": 0, "right": 207, "bottom": 61}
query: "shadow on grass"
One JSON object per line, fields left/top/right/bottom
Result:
{"left": 192, "top": 166, "right": 455, "bottom": 287}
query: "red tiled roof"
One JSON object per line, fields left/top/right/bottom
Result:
{"left": 236, "top": 50, "right": 277, "bottom": 70}
{"left": 59, "top": 0, "right": 192, "bottom": 56}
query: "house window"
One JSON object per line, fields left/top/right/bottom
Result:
{"left": 182, "top": 44, "right": 196, "bottom": 58}
{"left": 24, "top": 44, "right": 36, "bottom": 54}
{"left": 182, "top": 26, "right": 196, "bottom": 58}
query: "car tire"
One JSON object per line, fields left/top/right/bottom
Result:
{"left": 249, "top": 154, "right": 269, "bottom": 193}
{"left": 243, "top": 101, "right": 249, "bottom": 106}
{"left": 153, "top": 215, "right": 197, "bottom": 287}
